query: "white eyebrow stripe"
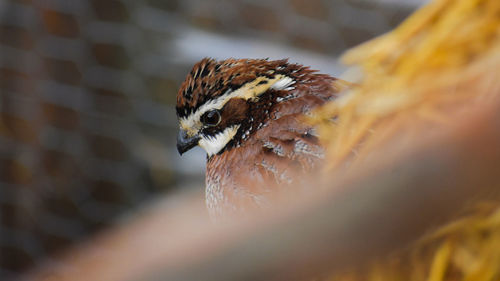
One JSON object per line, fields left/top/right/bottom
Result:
{"left": 271, "top": 76, "right": 295, "bottom": 90}
{"left": 180, "top": 89, "right": 232, "bottom": 132}
{"left": 179, "top": 75, "right": 294, "bottom": 131}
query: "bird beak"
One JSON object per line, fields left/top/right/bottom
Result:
{"left": 177, "top": 129, "right": 200, "bottom": 155}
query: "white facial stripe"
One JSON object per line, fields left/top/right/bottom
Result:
{"left": 199, "top": 125, "right": 240, "bottom": 156}
{"left": 271, "top": 76, "right": 295, "bottom": 90}
{"left": 179, "top": 75, "right": 295, "bottom": 132}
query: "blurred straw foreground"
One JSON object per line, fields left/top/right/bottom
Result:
{"left": 315, "top": 0, "right": 500, "bottom": 279}
{"left": 315, "top": 0, "right": 500, "bottom": 170}
{"left": 26, "top": 0, "right": 500, "bottom": 280}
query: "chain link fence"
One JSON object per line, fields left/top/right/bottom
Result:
{"left": 0, "top": 0, "right": 418, "bottom": 279}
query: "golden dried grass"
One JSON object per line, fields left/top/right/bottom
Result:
{"left": 312, "top": 0, "right": 500, "bottom": 280}
{"left": 313, "top": 0, "right": 500, "bottom": 170}
{"left": 327, "top": 203, "right": 500, "bottom": 281}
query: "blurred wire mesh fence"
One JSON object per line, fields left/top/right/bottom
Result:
{"left": 0, "top": 0, "right": 418, "bottom": 279}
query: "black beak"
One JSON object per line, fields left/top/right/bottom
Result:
{"left": 177, "top": 129, "right": 200, "bottom": 155}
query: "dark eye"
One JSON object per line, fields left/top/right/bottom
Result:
{"left": 201, "top": 109, "right": 221, "bottom": 126}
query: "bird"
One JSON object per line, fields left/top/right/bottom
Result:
{"left": 176, "top": 58, "right": 344, "bottom": 219}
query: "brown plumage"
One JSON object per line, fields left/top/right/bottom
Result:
{"left": 176, "top": 58, "right": 341, "bottom": 219}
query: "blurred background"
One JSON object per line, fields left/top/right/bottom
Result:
{"left": 0, "top": 0, "right": 421, "bottom": 279}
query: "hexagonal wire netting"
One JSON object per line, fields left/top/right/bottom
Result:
{"left": 0, "top": 0, "right": 419, "bottom": 278}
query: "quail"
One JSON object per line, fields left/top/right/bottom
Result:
{"left": 176, "top": 58, "right": 342, "bottom": 219}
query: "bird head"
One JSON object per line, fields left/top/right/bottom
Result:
{"left": 175, "top": 58, "right": 299, "bottom": 157}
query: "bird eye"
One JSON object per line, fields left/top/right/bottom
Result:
{"left": 201, "top": 109, "right": 221, "bottom": 127}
